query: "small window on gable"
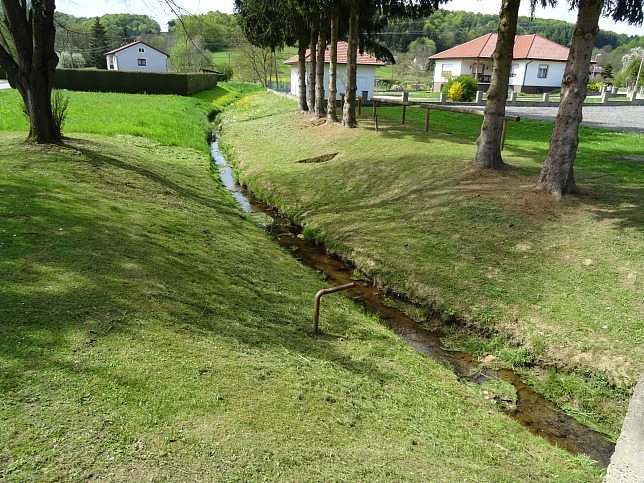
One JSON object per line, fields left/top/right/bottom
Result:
{"left": 139, "top": 47, "right": 145, "bottom": 52}
{"left": 538, "top": 64, "right": 549, "bottom": 78}
{"left": 137, "top": 58, "right": 147, "bottom": 66}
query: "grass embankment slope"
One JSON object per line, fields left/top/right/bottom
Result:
{"left": 219, "top": 90, "right": 643, "bottom": 437}
{"left": 0, "top": 86, "right": 601, "bottom": 480}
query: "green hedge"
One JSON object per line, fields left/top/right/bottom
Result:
{"left": 0, "top": 67, "right": 6, "bottom": 80}
{"left": 54, "top": 68, "right": 217, "bottom": 96}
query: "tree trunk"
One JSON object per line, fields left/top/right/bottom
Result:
{"left": 342, "top": 3, "right": 358, "bottom": 128}
{"left": 297, "top": 29, "right": 309, "bottom": 112}
{"left": 16, "top": 77, "right": 59, "bottom": 143}
{"left": 326, "top": 12, "right": 339, "bottom": 124}
{"left": 473, "top": 0, "right": 520, "bottom": 169}
{"left": 536, "top": 0, "right": 603, "bottom": 200}
{"left": 0, "top": 0, "right": 60, "bottom": 143}
{"left": 308, "top": 28, "right": 317, "bottom": 112}
{"left": 314, "top": 28, "right": 326, "bottom": 118}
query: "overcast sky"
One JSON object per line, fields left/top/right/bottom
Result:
{"left": 56, "top": 0, "right": 643, "bottom": 36}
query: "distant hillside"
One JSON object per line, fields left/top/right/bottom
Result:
{"left": 378, "top": 9, "right": 638, "bottom": 53}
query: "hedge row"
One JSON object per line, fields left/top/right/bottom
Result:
{"left": 53, "top": 68, "right": 217, "bottom": 96}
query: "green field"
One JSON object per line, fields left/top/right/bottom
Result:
{"left": 0, "top": 85, "right": 605, "bottom": 480}
{"left": 219, "top": 89, "right": 643, "bottom": 438}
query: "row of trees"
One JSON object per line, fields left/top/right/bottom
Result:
{"left": 234, "top": 0, "right": 642, "bottom": 200}
{"left": 1, "top": 0, "right": 642, "bottom": 200}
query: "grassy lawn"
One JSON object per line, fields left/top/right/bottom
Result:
{"left": 219, "top": 90, "right": 643, "bottom": 438}
{"left": 0, "top": 85, "right": 605, "bottom": 480}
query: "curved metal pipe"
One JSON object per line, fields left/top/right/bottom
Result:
{"left": 312, "top": 282, "right": 356, "bottom": 334}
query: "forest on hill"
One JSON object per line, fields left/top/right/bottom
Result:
{"left": 51, "top": 8, "right": 643, "bottom": 81}
{"left": 378, "top": 9, "right": 638, "bottom": 53}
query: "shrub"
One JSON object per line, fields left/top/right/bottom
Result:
{"left": 448, "top": 81, "right": 465, "bottom": 101}
{"left": 441, "top": 74, "right": 478, "bottom": 102}
{"left": 587, "top": 81, "right": 601, "bottom": 92}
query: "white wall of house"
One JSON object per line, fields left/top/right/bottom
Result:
{"left": 107, "top": 44, "right": 168, "bottom": 72}
{"left": 432, "top": 60, "right": 493, "bottom": 91}
{"left": 522, "top": 61, "right": 566, "bottom": 90}
{"left": 289, "top": 64, "right": 377, "bottom": 99}
{"left": 433, "top": 58, "right": 566, "bottom": 93}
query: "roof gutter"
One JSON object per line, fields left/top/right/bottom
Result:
{"left": 522, "top": 59, "right": 533, "bottom": 92}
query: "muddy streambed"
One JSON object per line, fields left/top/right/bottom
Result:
{"left": 210, "top": 138, "right": 615, "bottom": 467}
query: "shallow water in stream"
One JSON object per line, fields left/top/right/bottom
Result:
{"left": 211, "top": 138, "right": 615, "bottom": 468}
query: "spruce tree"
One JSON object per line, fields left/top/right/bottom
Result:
{"left": 89, "top": 18, "right": 110, "bottom": 69}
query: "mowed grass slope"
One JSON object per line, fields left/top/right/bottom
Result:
{"left": 0, "top": 87, "right": 601, "bottom": 480}
{"left": 219, "top": 91, "right": 643, "bottom": 436}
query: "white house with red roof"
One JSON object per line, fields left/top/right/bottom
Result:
{"left": 285, "top": 41, "right": 385, "bottom": 99}
{"left": 429, "top": 33, "right": 570, "bottom": 94}
{"left": 105, "top": 41, "right": 169, "bottom": 72}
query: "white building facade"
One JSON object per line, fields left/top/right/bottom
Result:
{"left": 285, "top": 41, "right": 385, "bottom": 100}
{"left": 105, "top": 41, "right": 169, "bottom": 72}
{"left": 430, "top": 34, "right": 570, "bottom": 94}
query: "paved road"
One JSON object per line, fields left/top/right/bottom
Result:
{"left": 460, "top": 103, "right": 644, "bottom": 134}
{"left": 501, "top": 105, "right": 644, "bottom": 134}
{"left": 0, "top": 80, "right": 11, "bottom": 90}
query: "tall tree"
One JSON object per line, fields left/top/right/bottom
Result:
{"left": 536, "top": 0, "right": 643, "bottom": 199}
{"left": 342, "top": 1, "right": 360, "bottom": 127}
{"left": 473, "top": 0, "right": 522, "bottom": 169}
{"left": 234, "top": 0, "right": 305, "bottom": 108}
{"left": 326, "top": 9, "right": 340, "bottom": 123}
{"left": 308, "top": 25, "right": 318, "bottom": 111}
{"left": 89, "top": 17, "right": 109, "bottom": 69}
{"left": 314, "top": 26, "right": 327, "bottom": 118}
{"left": 341, "top": 0, "right": 445, "bottom": 128}
{"left": 0, "top": 0, "right": 60, "bottom": 143}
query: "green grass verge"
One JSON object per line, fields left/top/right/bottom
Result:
{"left": 0, "top": 86, "right": 603, "bottom": 480}
{"left": 218, "top": 90, "right": 643, "bottom": 438}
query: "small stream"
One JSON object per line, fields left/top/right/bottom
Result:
{"left": 210, "top": 137, "right": 615, "bottom": 468}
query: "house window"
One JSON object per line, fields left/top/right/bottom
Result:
{"left": 137, "top": 58, "right": 147, "bottom": 66}
{"left": 139, "top": 48, "right": 145, "bottom": 52}
{"left": 538, "top": 64, "right": 549, "bottom": 78}
{"left": 510, "top": 63, "right": 518, "bottom": 77}
{"left": 441, "top": 63, "right": 452, "bottom": 78}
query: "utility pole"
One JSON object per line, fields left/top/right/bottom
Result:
{"left": 635, "top": 54, "right": 644, "bottom": 94}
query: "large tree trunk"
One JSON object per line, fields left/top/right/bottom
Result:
{"left": 326, "top": 12, "right": 339, "bottom": 124}
{"left": 0, "top": 0, "right": 60, "bottom": 143}
{"left": 297, "top": 29, "right": 309, "bottom": 112}
{"left": 473, "top": 0, "right": 520, "bottom": 169}
{"left": 308, "top": 27, "right": 318, "bottom": 112}
{"left": 536, "top": 0, "right": 603, "bottom": 200}
{"left": 314, "top": 28, "right": 326, "bottom": 119}
{"left": 342, "top": 3, "right": 358, "bottom": 128}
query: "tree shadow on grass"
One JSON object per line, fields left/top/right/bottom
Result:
{"left": 0, "top": 140, "right": 399, "bottom": 402}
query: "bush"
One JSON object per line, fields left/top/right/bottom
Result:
{"left": 587, "top": 81, "right": 601, "bottom": 92}
{"left": 441, "top": 74, "right": 478, "bottom": 102}
{"left": 448, "top": 81, "right": 465, "bottom": 101}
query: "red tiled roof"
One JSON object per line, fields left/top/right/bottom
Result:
{"left": 105, "top": 41, "right": 169, "bottom": 57}
{"left": 285, "top": 41, "right": 385, "bottom": 66}
{"left": 429, "top": 34, "right": 569, "bottom": 61}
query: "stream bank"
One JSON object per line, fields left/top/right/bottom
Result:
{"left": 211, "top": 136, "right": 615, "bottom": 468}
